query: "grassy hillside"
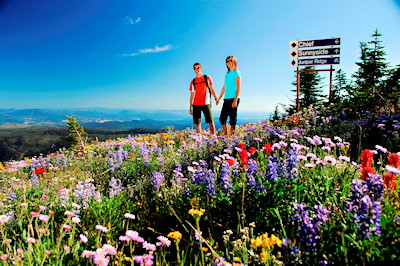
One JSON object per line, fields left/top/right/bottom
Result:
{"left": 0, "top": 107, "right": 399, "bottom": 265}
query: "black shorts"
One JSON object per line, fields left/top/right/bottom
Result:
{"left": 192, "top": 104, "right": 214, "bottom": 124}
{"left": 219, "top": 98, "right": 240, "bottom": 126}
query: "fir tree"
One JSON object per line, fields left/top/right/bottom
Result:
{"left": 291, "top": 66, "right": 325, "bottom": 111}
{"left": 385, "top": 64, "right": 400, "bottom": 110}
{"left": 331, "top": 69, "right": 348, "bottom": 104}
{"left": 352, "top": 29, "right": 389, "bottom": 112}
{"left": 65, "top": 115, "right": 88, "bottom": 150}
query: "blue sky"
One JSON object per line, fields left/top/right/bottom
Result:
{"left": 0, "top": 0, "right": 399, "bottom": 113}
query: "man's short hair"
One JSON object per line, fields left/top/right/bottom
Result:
{"left": 193, "top": 63, "right": 202, "bottom": 68}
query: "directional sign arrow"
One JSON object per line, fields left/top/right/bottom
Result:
{"left": 295, "top": 38, "right": 341, "bottom": 48}
{"left": 293, "top": 57, "right": 340, "bottom": 67}
{"left": 295, "top": 47, "right": 341, "bottom": 57}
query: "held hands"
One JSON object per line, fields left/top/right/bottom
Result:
{"left": 216, "top": 98, "right": 220, "bottom": 105}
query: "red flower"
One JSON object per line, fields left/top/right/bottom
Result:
{"left": 388, "top": 153, "right": 400, "bottom": 168}
{"left": 227, "top": 159, "right": 235, "bottom": 166}
{"left": 291, "top": 117, "right": 299, "bottom": 124}
{"left": 238, "top": 143, "right": 246, "bottom": 149}
{"left": 248, "top": 147, "right": 257, "bottom": 154}
{"left": 35, "top": 167, "right": 45, "bottom": 175}
{"left": 239, "top": 149, "right": 249, "bottom": 166}
{"left": 360, "top": 149, "right": 373, "bottom": 168}
{"left": 263, "top": 143, "right": 272, "bottom": 153}
{"left": 360, "top": 166, "right": 375, "bottom": 180}
{"left": 384, "top": 173, "right": 397, "bottom": 190}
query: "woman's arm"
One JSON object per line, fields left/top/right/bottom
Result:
{"left": 217, "top": 85, "right": 226, "bottom": 105}
{"left": 232, "top": 76, "right": 241, "bottom": 108}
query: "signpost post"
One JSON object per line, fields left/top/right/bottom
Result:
{"left": 290, "top": 37, "right": 341, "bottom": 111}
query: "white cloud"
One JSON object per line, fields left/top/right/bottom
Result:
{"left": 139, "top": 44, "right": 173, "bottom": 54}
{"left": 121, "top": 52, "right": 139, "bottom": 57}
{"left": 125, "top": 16, "right": 141, "bottom": 25}
{"left": 122, "top": 44, "right": 173, "bottom": 57}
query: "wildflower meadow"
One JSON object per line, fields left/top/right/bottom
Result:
{"left": 0, "top": 108, "right": 399, "bottom": 265}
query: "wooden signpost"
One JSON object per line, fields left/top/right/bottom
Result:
{"left": 290, "top": 38, "right": 341, "bottom": 112}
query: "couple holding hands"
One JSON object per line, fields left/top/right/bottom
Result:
{"left": 189, "top": 56, "right": 241, "bottom": 137}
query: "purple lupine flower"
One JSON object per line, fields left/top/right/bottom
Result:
{"left": 140, "top": 144, "right": 150, "bottom": 166}
{"left": 266, "top": 156, "right": 279, "bottom": 181}
{"left": 173, "top": 163, "right": 184, "bottom": 184}
{"left": 73, "top": 179, "right": 98, "bottom": 209}
{"left": 30, "top": 173, "right": 40, "bottom": 187}
{"left": 346, "top": 176, "right": 383, "bottom": 239}
{"left": 293, "top": 203, "right": 330, "bottom": 252}
{"left": 191, "top": 161, "right": 216, "bottom": 195}
{"left": 219, "top": 162, "right": 233, "bottom": 196}
{"left": 286, "top": 148, "right": 299, "bottom": 179}
{"left": 152, "top": 171, "right": 165, "bottom": 190}
{"left": 246, "top": 159, "right": 264, "bottom": 193}
{"left": 59, "top": 188, "right": 70, "bottom": 207}
{"left": 109, "top": 177, "right": 122, "bottom": 197}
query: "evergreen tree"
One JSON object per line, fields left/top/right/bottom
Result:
{"left": 352, "top": 29, "right": 389, "bottom": 112}
{"left": 291, "top": 66, "right": 325, "bottom": 111}
{"left": 65, "top": 115, "right": 88, "bottom": 150}
{"left": 331, "top": 69, "right": 348, "bottom": 104}
{"left": 385, "top": 64, "right": 400, "bottom": 110}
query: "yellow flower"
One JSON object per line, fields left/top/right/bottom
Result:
{"left": 167, "top": 231, "right": 182, "bottom": 241}
{"left": 259, "top": 249, "right": 267, "bottom": 263}
{"left": 117, "top": 138, "right": 123, "bottom": 142}
{"left": 124, "top": 257, "right": 131, "bottom": 261}
{"left": 233, "top": 257, "right": 241, "bottom": 262}
{"left": 201, "top": 247, "right": 208, "bottom": 252}
{"left": 190, "top": 197, "right": 199, "bottom": 208}
{"left": 188, "top": 208, "right": 205, "bottom": 217}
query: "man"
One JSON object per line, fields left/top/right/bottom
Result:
{"left": 189, "top": 63, "right": 218, "bottom": 134}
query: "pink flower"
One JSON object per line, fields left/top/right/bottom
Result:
{"left": 17, "top": 248, "right": 24, "bottom": 254}
{"left": 0, "top": 215, "right": 10, "bottom": 224}
{"left": 27, "top": 237, "right": 36, "bottom": 243}
{"left": 1, "top": 255, "right": 8, "bottom": 260}
{"left": 82, "top": 250, "right": 96, "bottom": 258}
{"left": 63, "top": 224, "right": 72, "bottom": 230}
{"left": 64, "top": 211, "right": 75, "bottom": 217}
{"left": 40, "top": 195, "right": 49, "bottom": 200}
{"left": 119, "top": 235, "right": 130, "bottom": 242}
{"left": 64, "top": 246, "right": 70, "bottom": 252}
{"left": 156, "top": 236, "right": 171, "bottom": 247}
{"left": 72, "top": 217, "right": 81, "bottom": 224}
{"left": 95, "top": 225, "right": 108, "bottom": 233}
{"left": 30, "top": 212, "right": 39, "bottom": 217}
{"left": 39, "top": 228, "right": 46, "bottom": 234}
{"left": 48, "top": 210, "right": 55, "bottom": 215}
{"left": 20, "top": 203, "right": 28, "bottom": 207}
{"left": 125, "top": 230, "right": 144, "bottom": 243}
{"left": 39, "top": 205, "right": 46, "bottom": 211}
{"left": 102, "top": 244, "right": 117, "bottom": 255}
{"left": 45, "top": 250, "right": 52, "bottom": 255}
{"left": 80, "top": 234, "right": 88, "bottom": 243}
{"left": 142, "top": 241, "right": 156, "bottom": 251}
{"left": 124, "top": 213, "right": 135, "bottom": 219}
{"left": 39, "top": 214, "right": 49, "bottom": 222}
{"left": 93, "top": 254, "right": 109, "bottom": 266}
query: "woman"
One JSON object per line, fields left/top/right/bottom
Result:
{"left": 216, "top": 56, "right": 241, "bottom": 136}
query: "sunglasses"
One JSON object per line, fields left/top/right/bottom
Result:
{"left": 226, "top": 60, "right": 233, "bottom": 63}
{"left": 193, "top": 66, "right": 201, "bottom": 70}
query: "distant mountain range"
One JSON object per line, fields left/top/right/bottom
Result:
{"left": 0, "top": 108, "right": 271, "bottom": 130}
